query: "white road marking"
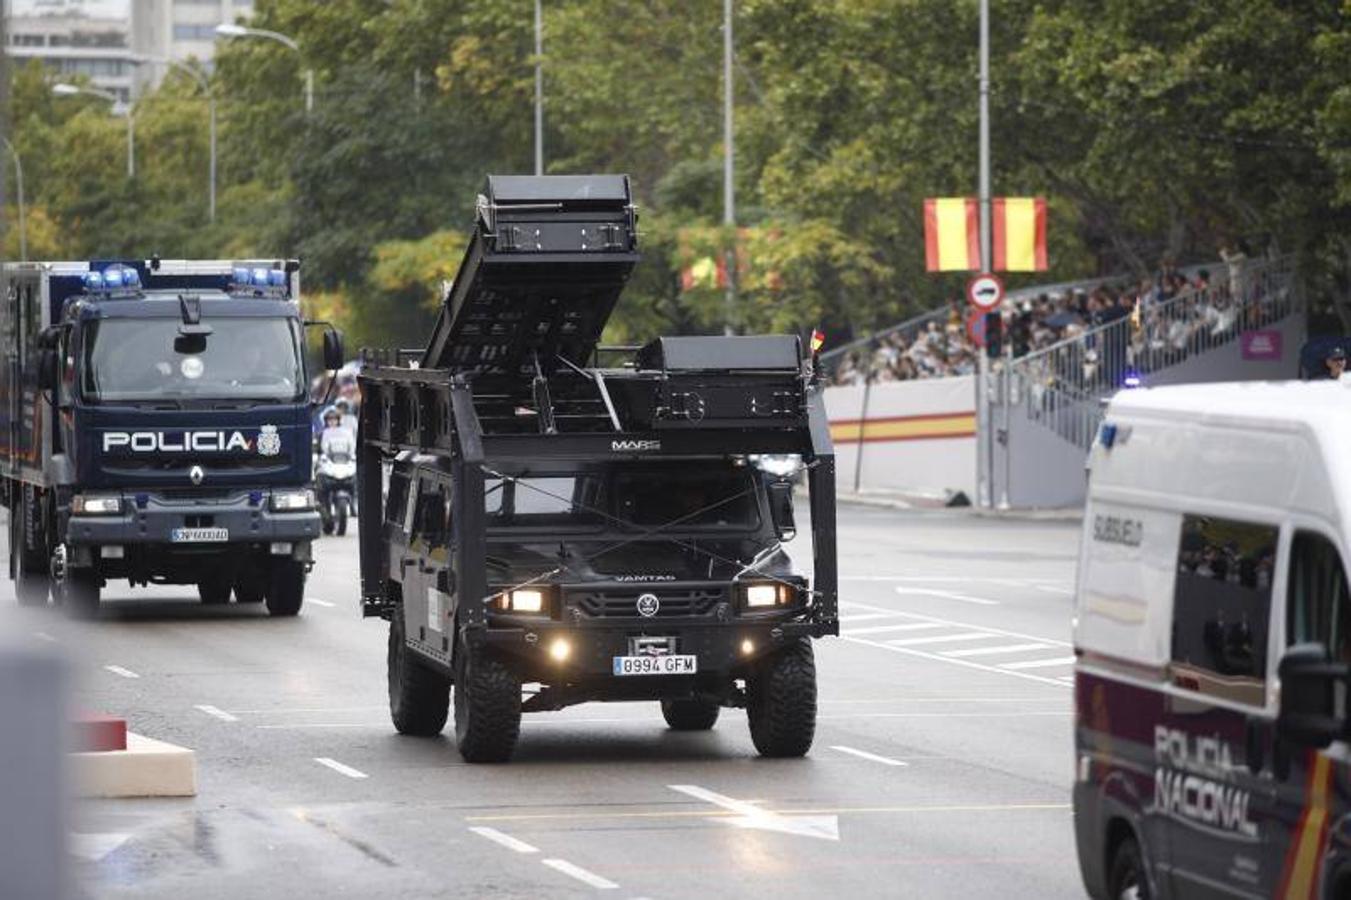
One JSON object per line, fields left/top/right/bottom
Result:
{"left": 843, "top": 636, "right": 1071, "bottom": 688}
{"left": 307, "top": 597, "right": 336, "bottom": 608}
{"left": 887, "top": 631, "right": 999, "bottom": 647}
{"left": 258, "top": 723, "right": 380, "bottom": 730}
{"left": 830, "top": 745, "right": 909, "bottom": 766}
{"left": 894, "top": 586, "right": 998, "bottom": 606}
{"left": 194, "top": 704, "right": 239, "bottom": 722}
{"left": 541, "top": 858, "right": 619, "bottom": 890}
{"left": 844, "top": 622, "right": 946, "bottom": 636}
{"left": 469, "top": 826, "right": 539, "bottom": 854}
{"left": 669, "top": 784, "right": 840, "bottom": 841}
{"left": 103, "top": 665, "right": 139, "bottom": 679}
{"left": 835, "top": 603, "right": 1071, "bottom": 647}
{"left": 1001, "top": 656, "right": 1077, "bottom": 670}
{"left": 841, "top": 612, "right": 904, "bottom": 622}
{"left": 69, "top": 831, "right": 131, "bottom": 862}
{"left": 34, "top": 631, "right": 57, "bottom": 643}
{"left": 942, "top": 642, "right": 1055, "bottom": 658}
{"left": 1034, "top": 584, "right": 1075, "bottom": 596}
{"left": 313, "top": 757, "right": 368, "bottom": 779}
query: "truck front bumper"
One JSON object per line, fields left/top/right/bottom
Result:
{"left": 475, "top": 616, "right": 837, "bottom": 680}
{"left": 66, "top": 490, "right": 321, "bottom": 548}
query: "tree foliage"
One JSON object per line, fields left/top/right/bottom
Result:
{"left": 4, "top": 0, "right": 1350, "bottom": 347}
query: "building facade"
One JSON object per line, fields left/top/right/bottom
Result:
{"left": 130, "top": 0, "right": 253, "bottom": 93}
{"left": 7, "top": 8, "right": 136, "bottom": 103}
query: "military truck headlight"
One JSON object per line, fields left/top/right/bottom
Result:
{"left": 72, "top": 494, "right": 122, "bottom": 515}
{"left": 492, "top": 588, "right": 551, "bottom": 615}
{"left": 740, "top": 578, "right": 788, "bottom": 605}
{"left": 271, "top": 489, "right": 315, "bottom": 511}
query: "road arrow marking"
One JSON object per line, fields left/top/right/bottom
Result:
{"left": 69, "top": 831, "right": 131, "bottom": 862}
{"left": 668, "top": 784, "right": 840, "bottom": 841}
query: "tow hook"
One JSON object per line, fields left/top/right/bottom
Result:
{"left": 50, "top": 543, "right": 68, "bottom": 583}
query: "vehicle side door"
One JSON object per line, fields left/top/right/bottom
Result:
{"left": 1276, "top": 527, "right": 1351, "bottom": 898}
{"left": 1163, "top": 513, "right": 1279, "bottom": 898}
{"left": 401, "top": 472, "right": 451, "bottom": 660}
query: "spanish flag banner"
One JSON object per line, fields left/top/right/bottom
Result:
{"left": 923, "top": 198, "right": 980, "bottom": 272}
{"left": 993, "top": 197, "right": 1048, "bottom": 272}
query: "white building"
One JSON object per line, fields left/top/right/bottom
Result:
{"left": 130, "top": 0, "right": 253, "bottom": 93}
{"left": 7, "top": 7, "right": 137, "bottom": 103}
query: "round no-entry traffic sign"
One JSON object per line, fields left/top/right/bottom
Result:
{"left": 966, "top": 272, "right": 1005, "bottom": 313}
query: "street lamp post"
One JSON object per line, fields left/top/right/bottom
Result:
{"left": 215, "top": 23, "right": 312, "bottom": 114}
{"left": 132, "top": 56, "right": 216, "bottom": 222}
{"left": 1, "top": 138, "right": 26, "bottom": 261}
{"left": 52, "top": 83, "right": 133, "bottom": 179}
{"left": 534, "top": 0, "right": 543, "bottom": 175}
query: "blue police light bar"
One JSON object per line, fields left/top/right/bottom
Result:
{"left": 82, "top": 264, "right": 141, "bottom": 293}
{"left": 229, "top": 264, "right": 290, "bottom": 296}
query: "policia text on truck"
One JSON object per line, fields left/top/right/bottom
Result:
{"left": 1, "top": 259, "right": 344, "bottom": 617}
{"left": 358, "top": 175, "right": 839, "bottom": 762}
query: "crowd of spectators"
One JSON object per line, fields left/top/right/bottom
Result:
{"left": 827, "top": 248, "right": 1270, "bottom": 388}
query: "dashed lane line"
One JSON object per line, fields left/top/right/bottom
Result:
{"left": 541, "top": 858, "right": 620, "bottom": 890}
{"left": 845, "top": 622, "right": 945, "bottom": 636}
{"left": 830, "top": 745, "right": 909, "bottom": 767}
{"left": 103, "top": 665, "right": 139, "bottom": 679}
{"left": 886, "top": 631, "right": 1000, "bottom": 647}
{"left": 894, "top": 586, "right": 998, "bottom": 606}
{"left": 1001, "top": 656, "right": 1077, "bottom": 670}
{"left": 194, "top": 704, "right": 239, "bottom": 722}
{"left": 307, "top": 597, "right": 336, "bottom": 608}
{"left": 942, "top": 642, "right": 1055, "bottom": 658}
{"left": 843, "top": 636, "right": 1070, "bottom": 688}
{"left": 465, "top": 801, "right": 1073, "bottom": 825}
{"left": 468, "top": 826, "right": 539, "bottom": 854}
{"left": 34, "top": 631, "right": 57, "bottom": 643}
{"left": 313, "top": 757, "right": 368, "bottom": 779}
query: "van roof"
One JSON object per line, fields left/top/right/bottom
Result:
{"left": 1095, "top": 378, "right": 1351, "bottom": 523}
{"left": 1109, "top": 378, "right": 1351, "bottom": 426}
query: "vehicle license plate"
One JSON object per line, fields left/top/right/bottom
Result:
{"left": 171, "top": 527, "right": 229, "bottom": 543}
{"left": 612, "top": 655, "right": 698, "bottom": 676}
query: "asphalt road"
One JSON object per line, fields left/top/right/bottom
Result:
{"left": 4, "top": 504, "right": 1086, "bottom": 899}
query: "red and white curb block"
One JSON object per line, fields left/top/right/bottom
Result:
{"left": 70, "top": 714, "right": 196, "bottom": 798}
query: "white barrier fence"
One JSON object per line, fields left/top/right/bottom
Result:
{"left": 825, "top": 375, "right": 977, "bottom": 501}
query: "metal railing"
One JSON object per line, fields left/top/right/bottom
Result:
{"left": 1007, "top": 256, "right": 1298, "bottom": 450}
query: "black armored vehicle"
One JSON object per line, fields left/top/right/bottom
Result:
{"left": 357, "top": 175, "right": 838, "bottom": 762}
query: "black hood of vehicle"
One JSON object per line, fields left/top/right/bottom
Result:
{"left": 485, "top": 537, "right": 793, "bottom": 586}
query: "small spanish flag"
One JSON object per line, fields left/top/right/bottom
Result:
{"left": 810, "top": 329, "right": 825, "bottom": 353}
{"left": 992, "top": 197, "right": 1048, "bottom": 272}
{"left": 924, "top": 197, "right": 1048, "bottom": 273}
{"left": 924, "top": 198, "right": 980, "bottom": 272}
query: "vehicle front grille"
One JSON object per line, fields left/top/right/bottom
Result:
{"left": 572, "top": 587, "right": 725, "bottom": 618}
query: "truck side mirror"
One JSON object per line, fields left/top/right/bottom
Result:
{"left": 1277, "top": 643, "right": 1348, "bottom": 749}
{"left": 767, "top": 480, "right": 796, "bottom": 541}
{"left": 323, "top": 329, "right": 345, "bottom": 372}
{"left": 37, "top": 348, "right": 59, "bottom": 392}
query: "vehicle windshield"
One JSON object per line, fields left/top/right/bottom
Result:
{"left": 83, "top": 317, "right": 303, "bottom": 403}
{"left": 486, "top": 466, "right": 761, "bottom": 533}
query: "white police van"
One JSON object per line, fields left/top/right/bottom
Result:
{"left": 1072, "top": 379, "right": 1351, "bottom": 899}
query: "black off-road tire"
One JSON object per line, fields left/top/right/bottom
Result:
{"left": 61, "top": 570, "right": 101, "bottom": 620}
{"left": 453, "top": 647, "right": 521, "bottom": 763}
{"left": 661, "top": 698, "right": 721, "bottom": 731}
{"left": 1107, "top": 835, "right": 1150, "bottom": 900}
{"left": 11, "top": 500, "right": 48, "bottom": 605}
{"left": 198, "top": 576, "right": 232, "bottom": 605}
{"left": 335, "top": 500, "right": 349, "bottom": 537}
{"left": 388, "top": 613, "right": 450, "bottom": 736}
{"left": 746, "top": 639, "right": 818, "bottom": 758}
{"left": 265, "top": 559, "right": 305, "bottom": 617}
{"left": 234, "top": 566, "right": 266, "bottom": 604}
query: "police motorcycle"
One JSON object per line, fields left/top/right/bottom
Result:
{"left": 315, "top": 409, "right": 357, "bottom": 536}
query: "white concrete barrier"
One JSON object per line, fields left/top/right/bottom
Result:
{"left": 826, "top": 376, "right": 976, "bottom": 500}
{"left": 72, "top": 732, "right": 197, "bottom": 799}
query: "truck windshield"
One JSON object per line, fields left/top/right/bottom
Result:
{"left": 486, "top": 467, "right": 760, "bottom": 532}
{"left": 82, "top": 317, "right": 303, "bottom": 403}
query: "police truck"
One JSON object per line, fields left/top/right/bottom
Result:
{"left": 1, "top": 259, "right": 343, "bottom": 616}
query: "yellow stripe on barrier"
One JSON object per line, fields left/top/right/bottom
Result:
{"left": 830, "top": 413, "right": 977, "bottom": 444}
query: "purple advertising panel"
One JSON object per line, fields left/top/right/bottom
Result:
{"left": 1241, "top": 330, "right": 1282, "bottom": 361}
